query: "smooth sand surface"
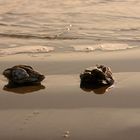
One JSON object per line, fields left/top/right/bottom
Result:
{"left": 0, "top": 49, "right": 140, "bottom": 140}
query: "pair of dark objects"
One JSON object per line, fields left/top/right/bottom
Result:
{"left": 3, "top": 64, "right": 114, "bottom": 92}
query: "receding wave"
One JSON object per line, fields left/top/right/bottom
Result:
{"left": 0, "top": 33, "right": 80, "bottom": 40}
{"left": 73, "top": 43, "right": 137, "bottom": 52}
{"left": 0, "top": 45, "right": 54, "bottom": 55}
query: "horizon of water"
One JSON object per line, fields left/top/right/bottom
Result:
{"left": 0, "top": 0, "right": 140, "bottom": 55}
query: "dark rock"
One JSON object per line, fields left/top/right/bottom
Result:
{"left": 80, "top": 65, "right": 114, "bottom": 89}
{"left": 3, "top": 65, "right": 45, "bottom": 87}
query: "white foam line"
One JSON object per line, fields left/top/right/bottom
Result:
{"left": 0, "top": 45, "right": 54, "bottom": 55}
{"left": 73, "top": 43, "right": 136, "bottom": 52}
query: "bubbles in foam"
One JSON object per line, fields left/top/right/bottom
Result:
{"left": 73, "top": 43, "right": 136, "bottom": 52}
{"left": 0, "top": 45, "right": 54, "bottom": 55}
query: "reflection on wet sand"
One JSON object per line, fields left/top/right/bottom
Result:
{"left": 80, "top": 84, "right": 112, "bottom": 94}
{"left": 3, "top": 84, "right": 45, "bottom": 94}
{"left": 81, "top": 86, "right": 110, "bottom": 94}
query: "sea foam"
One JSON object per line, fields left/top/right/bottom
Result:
{"left": 0, "top": 45, "right": 54, "bottom": 55}
{"left": 73, "top": 43, "right": 135, "bottom": 52}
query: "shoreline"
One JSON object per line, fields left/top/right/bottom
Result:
{"left": 0, "top": 47, "right": 140, "bottom": 75}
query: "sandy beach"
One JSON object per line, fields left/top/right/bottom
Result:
{"left": 1, "top": 0, "right": 140, "bottom": 139}
{"left": 0, "top": 49, "right": 140, "bottom": 140}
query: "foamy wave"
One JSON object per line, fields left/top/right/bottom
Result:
{"left": 0, "top": 45, "right": 54, "bottom": 55}
{"left": 73, "top": 43, "right": 135, "bottom": 52}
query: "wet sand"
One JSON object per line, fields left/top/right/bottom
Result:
{"left": 0, "top": 49, "right": 140, "bottom": 140}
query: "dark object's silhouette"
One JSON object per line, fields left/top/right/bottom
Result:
{"left": 3, "top": 83, "right": 45, "bottom": 94}
{"left": 80, "top": 65, "right": 114, "bottom": 93}
{"left": 81, "top": 85, "right": 112, "bottom": 94}
{"left": 3, "top": 65, "right": 45, "bottom": 87}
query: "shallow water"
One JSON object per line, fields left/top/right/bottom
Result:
{"left": 0, "top": 0, "right": 140, "bottom": 54}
